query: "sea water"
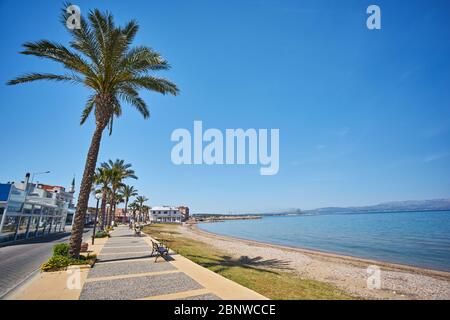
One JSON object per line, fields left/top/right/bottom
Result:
{"left": 198, "top": 211, "right": 450, "bottom": 272}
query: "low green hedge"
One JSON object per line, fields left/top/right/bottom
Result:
{"left": 53, "top": 243, "right": 69, "bottom": 257}
{"left": 41, "top": 243, "right": 97, "bottom": 272}
{"left": 95, "top": 230, "right": 109, "bottom": 238}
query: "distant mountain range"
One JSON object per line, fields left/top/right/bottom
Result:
{"left": 302, "top": 198, "right": 450, "bottom": 215}
{"left": 194, "top": 199, "right": 450, "bottom": 216}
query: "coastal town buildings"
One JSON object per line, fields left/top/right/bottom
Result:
{"left": 114, "top": 208, "right": 127, "bottom": 223}
{"left": 149, "top": 206, "right": 184, "bottom": 223}
{"left": 178, "top": 206, "right": 190, "bottom": 221}
{"left": 84, "top": 207, "right": 98, "bottom": 225}
{"left": 0, "top": 173, "right": 75, "bottom": 244}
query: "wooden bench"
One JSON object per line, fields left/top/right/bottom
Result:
{"left": 151, "top": 240, "right": 169, "bottom": 262}
{"left": 134, "top": 225, "right": 143, "bottom": 236}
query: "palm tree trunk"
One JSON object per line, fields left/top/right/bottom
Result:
{"left": 124, "top": 197, "right": 129, "bottom": 221}
{"left": 69, "top": 125, "right": 104, "bottom": 257}
{"left": 106, "top": 205, "right": 111, "bottom": 227}
{"left": 100, "top": 191, "right": 107, "bottom": 230}
{"left": 112, "top": 202, "right": 117, "bottom": 224}
{"left": 109, "top": 188, "right": 116, "bottom": 226}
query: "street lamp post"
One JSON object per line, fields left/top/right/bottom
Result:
{"left": 92, "top": 193, "right": 102, "bottom": 245}
{"left": 24, "top": 171, "right": 50, "bottom": 199}
{"left": 25, "top": 170, "right": 50, "bottom": 206}
{"left": 30, "top": 171, "right": 51, "bottom": 185}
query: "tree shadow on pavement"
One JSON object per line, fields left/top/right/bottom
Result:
{"left": 187, "top": 254, "right": 293, "bottom": 274}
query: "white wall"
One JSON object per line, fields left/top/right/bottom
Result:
{"left": 150, "top": 209, "right": 182, "bottom": 223}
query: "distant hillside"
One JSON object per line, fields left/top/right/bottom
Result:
{"left": 305, "top": 199, "right": 450, "bottom": 214}
{"left": 193, "top": 199, "right": 450, "bottom": 216}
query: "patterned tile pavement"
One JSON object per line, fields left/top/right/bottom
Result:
{"left": 80, "top": 226, "right": 220, "bottom": 300}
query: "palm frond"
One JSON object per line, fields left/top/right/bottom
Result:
{"left": 120, "top": 46, "right": 170, "bottom": 74}
{"left": 122, "top": 20, "right": 139, "bottom": 45}
{"left": 88, "top": 9, "right": 110, "bottom": 53}
{"left": 80, "top": 95, "right": 96, "bottom": 124}
{"left": 21, "top": 40, "right": 96, "bottom": 77}
{"left": 117, "top": 86, "right": 150, "bottom": 118}
{"left": 127, "top": 76, "right": 179, "bottom": 95}
{"left": 7, "top": 73, "right": 79, "bottom": 85}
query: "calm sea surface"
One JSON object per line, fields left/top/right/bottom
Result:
{"left": 198, "top": 211, "right": 450, "bottom": 272}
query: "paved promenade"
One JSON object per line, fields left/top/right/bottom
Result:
{"left": 78, "top": 225, "right": 266, "bottom": 300}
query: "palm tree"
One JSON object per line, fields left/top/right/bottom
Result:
{"left": 7, "top": 8, "right": 178, "bottom": 256}
{"left": 141, "top": 205, "right": 150, "bottom": 222}
{"left": 121, "top": 185, "right": 138, "bottom": 219}
{"left": 129, "top": 201, "right": 139, "bottom": 222}
{"left": 114, "top": 193, "right": 124, "bottom": 223}
{"left": 101, "top": 159, "right": 137, "bottom": 226}
{"left": 89, "top": 182, "right": 102, "bottom": 226}
{"left": 135, "top": 195, "right": 148, "bottom": 222}
{"left": 93, "top": 167, "right": 111, "bottom": 230}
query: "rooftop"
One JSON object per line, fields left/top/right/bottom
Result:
{"left": 150, "top": 206, "right": 179, "bottom": 211}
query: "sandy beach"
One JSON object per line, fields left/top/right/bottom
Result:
{"left": 179, "top": 224, "right": 450, "bottom": 300}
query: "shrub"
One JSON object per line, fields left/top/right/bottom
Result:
{"left": 41, "top": 242, "right": 98, "bottom": 272}
{"left": 95, "top": 230, "right": 109, "bottom": 238}
{"left": 41, "top": 254, "right": 97, "bottom": 272}
{"left": 41, "top": 255, "right": 71, "bottom": 272}
{"left": 53, "top": 243, "right": 69, "bottom": 257}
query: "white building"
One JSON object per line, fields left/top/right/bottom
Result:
{"left": 149, "top": 206, "right": 183, "bottom": 223}
{"left": 0, "top": 173, "right": 75, "bottom": 244}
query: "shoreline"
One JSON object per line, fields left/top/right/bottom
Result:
{"left": 180, "top": 223, "right": 450, "bottom": 299}
{"left": 191, "top": 224, "right": 450, "bottom": 279}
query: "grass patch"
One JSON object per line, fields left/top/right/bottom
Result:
{"left": 144, "top": 224, "right": 354, "bottom": 300}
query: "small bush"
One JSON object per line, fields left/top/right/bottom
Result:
{"left": 53, "top": 243, "right": 69, "bottom": 257}
{"left": 95, "top": 230, "right": 109, "bottom": 238}
{"left": 41, "top": 242, "right": 98, "bottom": 272}
{"left": 41, "top": 255, "right": 71, "bottom": 272}
{"left": 41, "top": 254, "right": 97, "bottom": 272}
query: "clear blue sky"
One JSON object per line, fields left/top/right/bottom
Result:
{"left": 1, "top": 0, "right": 449, "bottom": 213}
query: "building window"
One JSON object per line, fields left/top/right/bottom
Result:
{"left": 23, "top": 203, "right": 33, "bottom": 214}
{"left": 37, "top": 216, "right": 48, "bottom": 236}
{"left": 46, "top": 217, "right": 54, "bottom": 234}
{"left": 28, "top": 216, "right": 40, "bottom": 237}
{"left": 6, "top": 201, "right": 22, "bottom": 213}
{"left": 0, "top": 215, "right": 20, "bottom": 242}
{"left": 16, "top": 216, "right": 30, "bottom": 240}
{"left": 33, "top": 205, "right": 42, "bottom": 215}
